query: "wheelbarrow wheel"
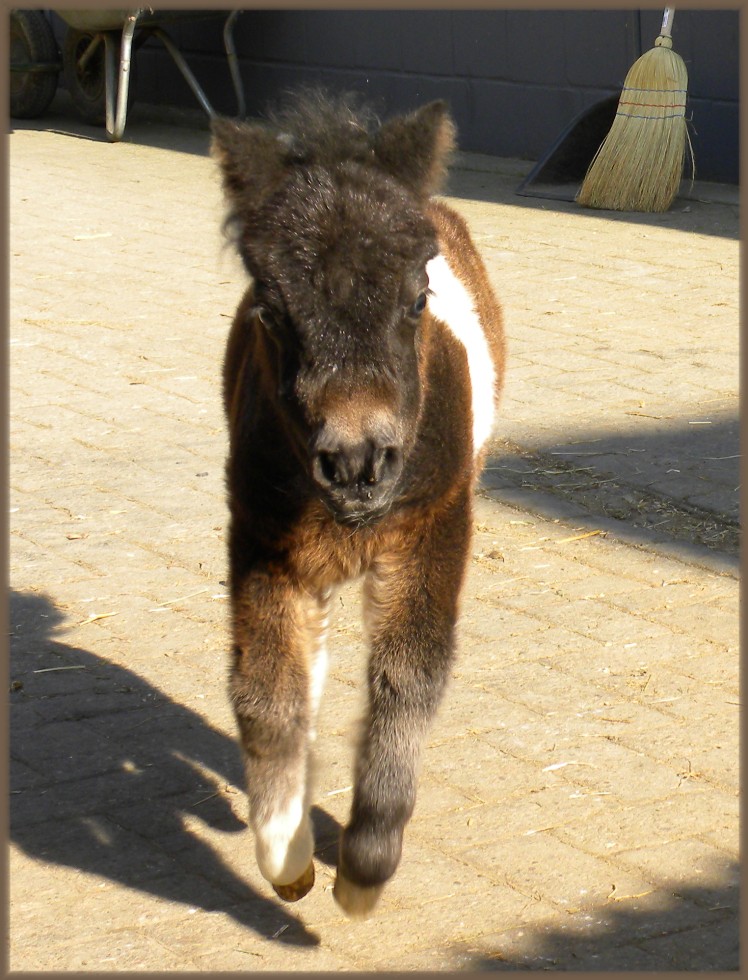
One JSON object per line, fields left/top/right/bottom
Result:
{"left": 10, "top": 10, "right": 60, "bottom": 119}
{"left": 63, "top": 27, "right": 137, "bottom": 126}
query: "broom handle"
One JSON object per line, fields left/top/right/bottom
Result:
{"left": 660, "top": 7, "right": 675, "bottom": 39}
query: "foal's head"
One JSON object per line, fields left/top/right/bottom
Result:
{"left": 213, "top": 91, "right": 455, "bottom": 524}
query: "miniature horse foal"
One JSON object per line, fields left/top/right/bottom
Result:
{"left": 212, "top": 91, "right": 505, "bottom": 917}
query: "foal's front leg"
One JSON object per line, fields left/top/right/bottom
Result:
{"left": 334, "top": 494, "right": 472, "bottom": 917}
{"left": 229, "top": 561, "right": 328, "bottom": 900}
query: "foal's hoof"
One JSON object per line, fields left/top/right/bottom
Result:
{"left": 272, "top": 861, "right": 315, "bottom": 902}
{"left": 333, "top": 871, "right": 385, "bottom": 919}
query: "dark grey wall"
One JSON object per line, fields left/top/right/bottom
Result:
{"left": 131, "top": 9, "right": 738, "bottom": 183}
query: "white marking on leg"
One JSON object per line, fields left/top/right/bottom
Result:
{"left": 252, "top": 592, "right": 331, "bottom": 887}
{"left": 253, "top": 788, "right": 314, "bottom": 886}
{"left": 426, "top": 253, "right": 497, "bottom": 455}
{"left": 307, "top": 593, "right": 331, "bottom": 741}
{"left": 308, "top": 627, "right": 328, "bottom": 742}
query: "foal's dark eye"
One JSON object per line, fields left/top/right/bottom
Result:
{"left": 408, "top": 292, "right": 429, "bottom": 318}
{"left": 255, "top": 305, "right": 285, "bottom": 344}
{"left": 255, "top": 305, "right": 274, "bottom": 330}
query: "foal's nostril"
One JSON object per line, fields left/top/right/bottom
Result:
{"left": 313, "top": 451, "right": 344, "bottom": 488}
{"left": 370, "top": 446, "right": 403, "bottom": 485}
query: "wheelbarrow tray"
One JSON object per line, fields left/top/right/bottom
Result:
{"left": 57, "top": 9, "right": 221, "bottom": 32}
{"left": 51, "top": 8, "right": 245, "bottom": 140}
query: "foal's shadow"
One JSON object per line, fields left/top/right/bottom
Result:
{"left": 9, "top": 590, "right": 341, "bottom": 947}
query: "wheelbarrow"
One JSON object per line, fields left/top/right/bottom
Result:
{"left": 10, "top": 8, "right": 245, "bottom": 141}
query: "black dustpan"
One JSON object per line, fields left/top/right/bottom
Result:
{"left": 516, "top": 94, "right": 620, "bottom": 202}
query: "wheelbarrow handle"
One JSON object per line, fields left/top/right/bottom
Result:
{"left": 104, "top": 10, "right": 139, "bottom": 141}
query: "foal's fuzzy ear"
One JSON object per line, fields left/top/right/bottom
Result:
{"left": 211, "top": 116, "right": 300, "bottom": 213}
{"left": 374, "top": 101, "right": 456, "bottom": 198}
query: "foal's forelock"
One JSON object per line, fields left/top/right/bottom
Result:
{"left": 253, "top": 191, "right": 435, "bottom": 428}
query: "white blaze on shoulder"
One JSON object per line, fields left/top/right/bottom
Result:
{"left": 425, "top": 254, "right": 497, "bottom": 455}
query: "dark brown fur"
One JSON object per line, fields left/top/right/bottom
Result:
{"left": 212, "top": 90, "right": 504, "bottom": 917}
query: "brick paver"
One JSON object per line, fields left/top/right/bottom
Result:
{"left": 8, "top": 97, "right": 739, "bottom": 971}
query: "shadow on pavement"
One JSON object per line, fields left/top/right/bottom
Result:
{"left": 12, "top": 91, "right": 738, "bottom": 242}
{"left": 11, "top": 90, "right": 214, "bottom": 157}
{"left": 450, "top": 859, "right": 740, "bottom": 970}
{"left": 482, "top": 414, "right": 739, "bottom": 572}
{"left": 9, "top": 590, "right": 342, "bottom": 947}
{"left": 447, "top": 166, "right": 739, "bottom": 242}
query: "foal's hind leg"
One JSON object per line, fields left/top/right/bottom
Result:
{"left": 334, "top": 491, "right": 472, "bottom": 917}
{"left": 229, "top": 564, "right": 329, "bottom": 900}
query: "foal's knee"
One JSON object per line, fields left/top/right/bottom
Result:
{"left": 229, "top": 648, "right": 308, "bottom": 757}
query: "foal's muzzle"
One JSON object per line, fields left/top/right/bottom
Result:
{"left": 310, "top": 424, "right": 404, "bottom": 523}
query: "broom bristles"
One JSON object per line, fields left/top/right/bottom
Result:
{"left": 577, "top": 36, "right": 689, "bottom": 212}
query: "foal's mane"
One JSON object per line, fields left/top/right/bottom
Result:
{"left": 212, "top": 89, "right": 456, "bottom": 266}
{"left": 265, "top": 88, "right": 382, "bottom": 168}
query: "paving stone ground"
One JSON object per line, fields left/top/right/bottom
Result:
{"left": 8, "top": 96, "right": 739, "bottom": 971}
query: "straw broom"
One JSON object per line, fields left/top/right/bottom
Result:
{"left": 577, "top": 7, "right": 690, "bottom": 212}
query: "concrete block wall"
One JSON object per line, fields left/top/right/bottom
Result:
{"left": 73, "top": 9, "right": 737, "bottom": 182}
